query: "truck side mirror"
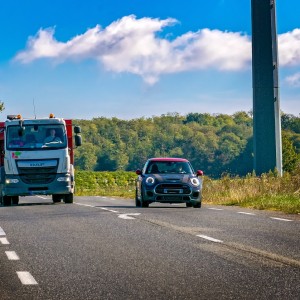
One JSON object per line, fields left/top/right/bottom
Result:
{"left": 74, "top": 126, "right": 81, "bottom": 134}
{"left": 75, "top": 135, "right": 82, "bottom": 147}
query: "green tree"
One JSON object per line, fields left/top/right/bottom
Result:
{"left": 282, "top": 133, "right": 300, "bottom": 172}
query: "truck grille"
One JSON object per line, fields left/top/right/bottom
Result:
{"left": 155, "top": 184, "right": 191, "bottom": 195}
{"left": 18, "top": 166, "right": 58, "bottom": 184}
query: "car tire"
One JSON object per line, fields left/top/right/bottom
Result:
{"left": 135, "top": 189, "right": 141, "bottom": 207}
{"left": 193, "top": 202, "right": 201, "bottom": 208}
{"left": 186, "top": 202, "right": 192, "bottom": 208}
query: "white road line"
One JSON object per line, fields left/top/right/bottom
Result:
{"left": 207, "top": 208, "right": 224, "bottom": 211}
{"left": 270, "top": 217, "right": 292, "bottom": 222}
{"left": 101, "top": 208, "right": 119, "bottom": 213}
{"left": 118, "top": 213, "right": 140, "bottom": 220}
{"left": 17, "top": 272, "right": 38, "bottom": 285}
{"left": 0, "top": 237, "right": 10, "bottom": 245}
{"left": 5, "top": 251, "right": 20, "bottom": 260}
{"left": 0, "top": 226, "right": 6, "bottom": 236}
{"left": 75, "top": 203, "right": 119, "bottom": 213}
{"left": 75, "top": 203, "right": 95, "bottom": 208}
{"left": 197, "top": 234, "right": 223, "bottom": 243}
{"left": 237, "top": 212, "right": 256, "bottom": 216}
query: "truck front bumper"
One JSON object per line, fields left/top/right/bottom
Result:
{"left": 3, "top": 173, "right": 73, "bottom": 196}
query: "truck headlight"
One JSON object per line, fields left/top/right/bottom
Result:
{"left": 145, "top": 176, "right": 155, "bottom": 185}
{"left": 5, "top": 179, "right": 19, "bottom": 184}
{"left": 57, "top": 177, "right": 70, "bottom": 182}
{"left": 190, "top": 178, "right": 200, "bottom": 186}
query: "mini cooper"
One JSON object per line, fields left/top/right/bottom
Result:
{"left": 135, "top": 158, "right": 203, "bottom": 208}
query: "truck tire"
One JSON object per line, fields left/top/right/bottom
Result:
{"left": 64, "top": 193, "right": 73, "bottom": 204}
{"left": 12, "top": 196, "right": 19, "bottom": 205}
{"left": 3, "top": 196, "right": 12, "bottom": 206}
{"left": 52, "top": 194, "right": 62, "bottom": 203}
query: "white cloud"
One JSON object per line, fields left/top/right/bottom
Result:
{"left": 278, "top": 29, "right": 300, "bottom": 66}
{"left": 285, "top": 72, "right": 300, "bottom": 87}
{"left": 14, "top": 15, "right": 300, "bottom": 84}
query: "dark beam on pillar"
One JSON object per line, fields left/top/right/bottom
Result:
{"left": 251, "top": 0, "right": 282, "bottom": 175}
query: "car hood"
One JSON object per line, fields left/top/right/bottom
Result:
{"left": 150, "top": 173, "right": 191, "bottom": 183}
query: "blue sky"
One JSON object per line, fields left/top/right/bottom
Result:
{"left": 0, "top": 0, "right": 299, "bottom": 120}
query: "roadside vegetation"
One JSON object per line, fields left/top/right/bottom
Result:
{"left": 75, "top": 170, "right": 300, "bottom": 214}
{"left": 73, "top": 111, "right": 300, "bottom": 214}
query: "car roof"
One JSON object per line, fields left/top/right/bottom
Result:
{"left": 148, "top": 157, "right": 189, "bottom": 162}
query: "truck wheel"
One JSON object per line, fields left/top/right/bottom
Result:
{"left": 64, "top": 193, "right": 73, "bottom": 204}
{"left": 12, "top": 196, "right": 19, "bottom": 205}
{"left": 52, "top": 194, "right": 62, "bottom": 203}
{"left": 3, "top": 196, "right": 12, "bottom": 206}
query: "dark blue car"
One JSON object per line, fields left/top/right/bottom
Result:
{"left": 135, "top": 158, "right": 203, "bottom": 208}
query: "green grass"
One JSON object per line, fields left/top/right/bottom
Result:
{"left": 75, "top": 170, "right": 300, "bottom": 214}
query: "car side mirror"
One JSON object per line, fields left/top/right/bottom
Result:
{"left": 136, "top": 169, "right": 142, "bottom": 175}
{"left": 196, "top": 170, "right": 204, "bottom": 176}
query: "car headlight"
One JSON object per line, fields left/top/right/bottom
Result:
{"left": 190, "top": 177, "right": 200, "bottom": 186}
{"left": 145, "top": 176, "right": 155, "bottom": 185}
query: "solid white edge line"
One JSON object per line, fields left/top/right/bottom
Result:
{"left": 0, "top": 237, "right": 9, "bottom": 244}
{"left": 17, "top": 272, "right": 38, "bottom": 285}
{"left": 270, "top": 217, "right": 292, "bottom": 222}
{"left": 237, "top": 212, "right": 256, "bottom": 215}
{"left": 197, "top": 234, "right": 223, "bottom": 243}
{"left": 0, "top": 226, "right": 6, "bottom": 236}
{"left": 5, "top": 251, "right": 20, "bottom": 260}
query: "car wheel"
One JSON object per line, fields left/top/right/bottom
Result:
{"left": 140, "top": 187, "right": 149, "bottom": 208}
{"left": 135, "top": 189, "right": 141, "bottom": 207}
{"left": 186, "top": 202, "right": 192, "bottom": 208}
{"left": 193, "top": 202, "right": 201, "bottom": 208}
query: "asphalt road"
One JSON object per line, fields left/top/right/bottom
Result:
{"left": 0, "top": 196, "right": 299, "bottom": 300}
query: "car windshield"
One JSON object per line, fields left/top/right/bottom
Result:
{"left": 6, "top": 124, "right": 67, "bottom": 150}
{"left": 145, "top": 161, "right": 194, "bottom": 174}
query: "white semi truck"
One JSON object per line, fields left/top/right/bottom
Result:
{"left": 0, "top": 114, "right": 82, "bottom": 206}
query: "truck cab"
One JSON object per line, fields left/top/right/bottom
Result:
{"left": 0, "top": 114, "right": 81, "bottom": 206}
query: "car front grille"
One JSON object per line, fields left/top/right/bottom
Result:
{"left": 155, "top": 184, "right": 191, "bottom": 195}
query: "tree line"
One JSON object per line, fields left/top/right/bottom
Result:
{"left": 74, "top": 112, "right": 300, "bottom": 177}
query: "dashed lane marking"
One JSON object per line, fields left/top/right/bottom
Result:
{"left": 0, "top": 237, "right": 9, "bottom": 244}
{"left": 196, "top": 234, "right": 223, "bottom": 243}
{"left": 207, "top": 208, "right": 224, "bottom": 211}
{"left": 237, "top": 212, "right": 256, "bottom": 216}
{"left": 17, "top": 272, "right": 38, "bottom": 285}
{"left": 0, "top": 226, "right": 6, "bottom": 236}
{"left": 270, "top": 217, "right": 293, "bottom": 222}
{"left": 75, "top": 203, "right": 119, "bottom": 213}
{"left": 5, "top": 251, "right": 20, "bottom": 260}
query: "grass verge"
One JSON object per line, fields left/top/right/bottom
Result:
{"left": 75, "top": 170, "right": 300, "bottom": 214}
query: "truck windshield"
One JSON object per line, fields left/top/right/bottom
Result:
{"left": 6, "top": 124, "right": 67, "bottom": 150}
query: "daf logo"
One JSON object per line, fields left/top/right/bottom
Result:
{"left": 30, "top": 163, "right": 45, "bottom": 167}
